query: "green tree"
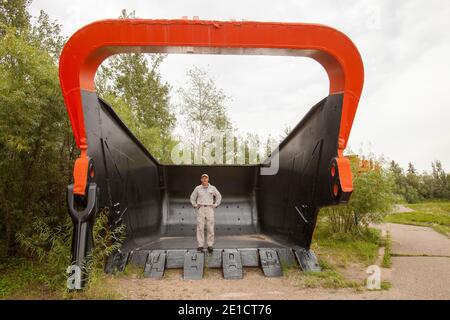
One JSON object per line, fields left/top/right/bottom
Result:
{"left": 0, "top": 5, "right": 75, "bottom": 255}
{"left": 0, "top": 0, "right": 31, "bottom": 33}
{"left": 405, "top": 162, "right": 421, "bottom": 202}
{"left": 96, "top": 9, "right": 176, "bottom": 163}
{"left": 419, "top": 172, "right": 434, "bottom": 199}
{"left": 388, "top": 160, "right": 420, "bottom": 203}
{"left": 389, "top": 160, "right": 406, "bottom": 194}
{"left": 177, "top": 65, "right": 232, "bottom": 163}
{"left": 30, "top": 10, "right": 65, "bottom": 61}
{"left": 406, "top": 162, "right": 418, "bottom": 186}
{"left": 431, "top": 160, "right": 449, "bottom": 198}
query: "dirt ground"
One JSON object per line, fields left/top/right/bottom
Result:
{"left": 100, "top": 222, "right": 450, "bottom": 300}
{"left": 109, "top": 268, "right": 380, "bottom": 300}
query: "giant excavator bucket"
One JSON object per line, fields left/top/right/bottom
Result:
{"left": 59, "top": 19, "right": 363, "bottom": 286}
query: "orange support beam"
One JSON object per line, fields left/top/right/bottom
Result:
{"left": 59, "top": 19, "right": 364, "bottom": 195}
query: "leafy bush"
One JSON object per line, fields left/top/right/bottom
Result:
{"left": 321, "top": 156, "right": 395, "bottom": 234}
{"left": 0, "top": 7, "right": 75, "bottom": 256}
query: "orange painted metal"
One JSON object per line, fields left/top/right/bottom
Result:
{"left": 72, "top": 149, "right": 89, "bottom": 195}
{"left": 336, "top": 156, "right": 353, "bottom": 193}
{"left": 59, "top": 19, "right": 364, "bottom": 195}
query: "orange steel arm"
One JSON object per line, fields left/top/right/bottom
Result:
{"left": 59, "top": 19, "right": 364, "bottom": 195}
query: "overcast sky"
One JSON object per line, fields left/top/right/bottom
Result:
{"left": 29, "top": 0, "right": 450, "bottom": 172}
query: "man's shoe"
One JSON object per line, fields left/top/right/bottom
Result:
{"left": 207, "top": 246, "right": 213, "bottom": 253}
{"left": 197, "top": 247, "right": 204, "bottom": 252}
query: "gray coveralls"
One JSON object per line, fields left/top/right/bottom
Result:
{"left": 190, "top": 184, "right": 222, "bottom": 247}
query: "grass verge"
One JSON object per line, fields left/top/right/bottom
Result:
{"left": 0, "top": 258, "right": 124, "bottom": 300}
{"left": 295, "top": 224, "right": 387, "bottom": 291}
{"left": 294, "top": 259, "right": 361, "bottom": 290}
{"left": 381, "top": 232, "right": 392, "bottom": 268}
{"left": 64, "top": 269, "right": 123, "bottom": 300}
{"left": 312, "top": 225, "right": 382, "bottom": 268}
{"left": 0, "top": 257, "right": 64, "bottom": 299}
{"left": 385, "top": 201, "right": 450, "bottom": 237}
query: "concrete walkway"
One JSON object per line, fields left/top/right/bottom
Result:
{"left": 375, "top": 223, "right": 450, "bottom": 299}
{"left": 378, "top": 223, "right": 450, "bottom": 256}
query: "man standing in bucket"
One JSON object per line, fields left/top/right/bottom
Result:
{"left": 190, "top": 174, "right": 222, "bottom": 253}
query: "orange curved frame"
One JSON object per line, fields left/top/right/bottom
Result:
{"left": 59, "top": 19, "right": 364, "bottom": 195}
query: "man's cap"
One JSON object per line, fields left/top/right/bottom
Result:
{"left": 201, "top": 173, "right": 209, "bottom": 178}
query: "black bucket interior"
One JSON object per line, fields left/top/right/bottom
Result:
{"left": 79, "top": 90, "right": 346, "bottom": 255}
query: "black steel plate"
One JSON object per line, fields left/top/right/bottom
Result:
{"left": 183, "top": 250, "right": 204, "bottom": 280}
{"left": 129, "top": 250, "right": 150, "bottom": 268}
{"left": 222, "top": 249, "right": 243, "bottom": 279}
{"left": 259, "top": 248, "right": 282, "bottom": 277}
{"left": 144, "top": 250, "right": 166, "bottom": 278}
{"left": 294, "top": 247, "right": 321, "bottom": 272}
{"left": 275, "top": 247, "right": 297, "bottom": 267}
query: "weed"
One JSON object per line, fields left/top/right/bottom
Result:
{"left": 380, "top": 281, "right": 391, "bottom": 290}
{"left": 3, "top": 208, "right": 125, "bottom": 299}
{"left": 382, "top": 232, "right": 392, "bottom": 268}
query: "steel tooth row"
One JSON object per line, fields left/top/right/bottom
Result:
{"left": 119, "top": 247, "right": 321, "bottom": 280}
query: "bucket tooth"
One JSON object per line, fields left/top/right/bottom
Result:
{"left": 105, "top": 251, "right": 129, "bottom": 274}
{"left": 294, "top": 247, "right": 321, "bottom": 272}
{"left": 166, "top": 249, "right": 186, "bottom": 269}
{"left": 259, "top": 248, "right": 282, "bottom": 277}
{"left": 117, "top": 252, "right": 129, "bottom": 272}
{"left": 183, "top": 250, "right": 205, "bottom": 280}
{"left": 275, "top": 247, "right": 297, "bottom": 267}
{"left": 222, "top": 249, "right": 243, "bottom": 279}
{"left": 129, "top": 250, "right": 150, "bottom": 268}
{"left": 144, "top": 250, "right": 166, "bottom": 278}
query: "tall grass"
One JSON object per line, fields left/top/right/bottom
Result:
{"left": 3, "top": 209, "right": 126, "bottom": 298}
